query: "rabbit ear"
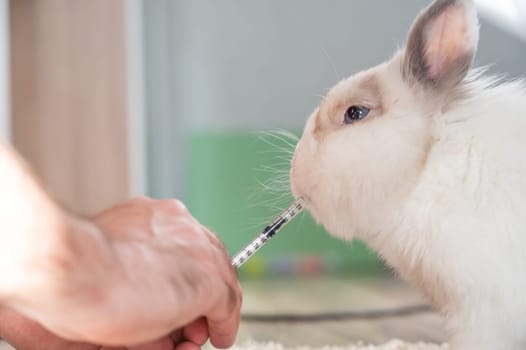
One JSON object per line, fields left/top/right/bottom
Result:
{"left": 403, "top": 0, "right": 479, "bottom": 91}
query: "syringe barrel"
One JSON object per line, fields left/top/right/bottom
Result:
{"left": 231, "top": 198, "right": 304, "bottom": 269}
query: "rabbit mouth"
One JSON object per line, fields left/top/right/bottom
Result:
{"left": 297, "top": 193, "right": 311, "bottom": 203}
{"left": 295, "top": 193, "right": 316, "bottom": 213}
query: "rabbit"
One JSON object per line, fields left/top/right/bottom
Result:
{"left": 290, "top": 0, "right": 526, "bottom": 349}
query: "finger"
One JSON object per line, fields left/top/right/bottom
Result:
{"left": 170, "top": 329, "right": 183, "bottom": 344}
{"left": 207, "top": 286, "right": 241, "bottom": 348}
{"left": 207, "top": 316, "right": 238, "bottom": 349}
{"left": 182, "top": 318, "right": 209, "bottom": 346}
{"left": 174, "top": 341, "right": 201, "bottom": 350}
{"left": 128, "top": 337, "right": 174, "bottom": 350}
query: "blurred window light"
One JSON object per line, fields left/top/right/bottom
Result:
{"left": 475, "top": 0, "right": 526, "bottom": 42}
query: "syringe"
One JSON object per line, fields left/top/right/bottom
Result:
{"left": 231, "top": 198, "right": 304, "bottom": 269}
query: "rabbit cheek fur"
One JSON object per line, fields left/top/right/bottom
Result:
{"left": 290, "top": 0, "right": 526, "bottom": 349}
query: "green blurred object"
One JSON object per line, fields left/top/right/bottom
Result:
{"left": 184, "top": 131, "right": 387, "bottom": 277}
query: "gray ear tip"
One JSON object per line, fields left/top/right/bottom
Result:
{"left": 435, "top": 0, "right": 476, "bottom": 8}
{"left": 402, "top": 0, "right": 480, "bottom": 88}
{"left": 459, "top": 0, "right": 476, "bottom": 7}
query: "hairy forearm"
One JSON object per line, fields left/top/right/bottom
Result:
{"left": 0, "top": 145, "right": 67, "bottom": 297}
{"left": 0, "top": 144, "right": 115, "bottom": 318}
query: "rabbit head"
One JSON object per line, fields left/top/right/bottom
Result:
{"left": 290, "top": 0, "right": 479, "bottom": 241}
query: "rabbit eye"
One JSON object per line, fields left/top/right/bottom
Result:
{"left": 344, "top": 105, "right": 370, "bottom": 124}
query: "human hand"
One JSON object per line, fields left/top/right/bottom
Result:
{"left": 0, "top": 306, "right": 206, "bottom": 350}
{"left": 8, "top": 197, "right": 242, "bottom": 348}
{"left": 0, "top": 306, "right": 98, "bottom": 350}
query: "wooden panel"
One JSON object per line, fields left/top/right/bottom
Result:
{"left": 0, "top": 0, "right": 8, "bottom": 142}
{"left": 10, "top": 0, "right": 129, "bottom": 215}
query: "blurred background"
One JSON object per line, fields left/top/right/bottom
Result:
{"left": 1, "top": 0, "right": 526, "bottom": 346}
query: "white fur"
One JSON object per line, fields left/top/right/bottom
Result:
{"left": 290, "top": 1, "right": 526, "bottom": 349}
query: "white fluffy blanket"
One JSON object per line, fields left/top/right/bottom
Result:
{"left": 229, "top": 340, "right": 448, "bottom": 350}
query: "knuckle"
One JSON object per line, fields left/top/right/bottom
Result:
{"left": 130, "top": 195, "right": 152, "bottom": 203}
{"left": 159, "top": 198, "right": 188, "bottom": 214}
{"left": 225, "top": 283, "right": 242, "bottom": 314}
{"left": 210, "top": 281, "right": 239, "bottom": 315}
{"left": 205, "top": 230, "right": 222, "bottom": 245}
{"left": 233, "top": 282, "right": 243, "bottom": 308}
{"left": 177, "top": 218, "right": 202, "bottom": 236}
{"left": 207, "top": 231, "right": 227, "bottom": 251}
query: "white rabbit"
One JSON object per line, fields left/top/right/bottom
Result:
{"left": 290, "top": 0, "right": 526, "bottom": 349}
